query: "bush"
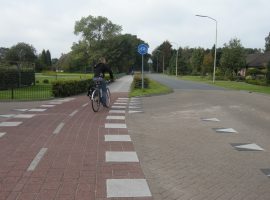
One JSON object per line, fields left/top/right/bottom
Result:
{"left": 43, "top": 79, "right": 49, "bottom": 84}
{"left": 52, "top": 79, "right": 93, "bottom": 97}
{"left": 245, "top": 79, "right": 267, "bottom": 86}
{"left": 132, "top": 74, "right": 149, "bottom": 89}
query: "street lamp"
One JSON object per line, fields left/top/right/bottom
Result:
{"left": 196, "top": 14, "right": 217, "bottom": 83}
{"left": 171, "top": 42, "right": 179, "bottom": 76}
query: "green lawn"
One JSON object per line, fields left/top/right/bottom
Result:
{"left": 0, "top": 85, "right": 53, "bottom": 100}
{"left": 129, "top": 79, "right": 172, "bottom": 97}
{"left": 180, "top": 76, "right": 270, "bottom": 94}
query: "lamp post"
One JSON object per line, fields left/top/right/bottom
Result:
{"left": 171, "top": 42, "right": 179, "bottom": 76}
{"left": 196, "top": 14, "right": 217, "bottom": 83}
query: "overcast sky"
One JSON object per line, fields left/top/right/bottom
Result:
{"left": 1, "top": 0, "right": 269, "bottom": 58}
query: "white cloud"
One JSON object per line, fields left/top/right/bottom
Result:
{"left": 0, "top": 0, "right": 269, "bottom": 57}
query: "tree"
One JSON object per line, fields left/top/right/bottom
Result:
{"left": 220, "top": 38, "right": 246, "bottom": 79}
{"left": 265, "top": 32, "right": 270, "bottom": 52}
{"left": 74, "top": 15, "right": 122, "bottom": 46}
{"left": 202, "top": 53, "right": 213, "bottom": 76}
{"left": 190, "top": 48, "right": 204, "bottom": 75}
{"left": 46, "top": 50, "right": 52, "bottom": 66}
{"left": 5, "top": 42, "right": 36, "bottom": 63}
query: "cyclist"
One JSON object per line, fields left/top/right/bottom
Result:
{"left": 93, "top": 57, "right": 114, "bottom": 107}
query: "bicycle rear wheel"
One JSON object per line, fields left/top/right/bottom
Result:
{"left": 91, "top": 89, "right": 101, "bottom": 112}
{"left": 105, "top": 88, "right": 111, "bottom": 107}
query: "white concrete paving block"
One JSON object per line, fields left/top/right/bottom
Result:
{"left": 114, "top": 102, "right": 128, "bottom": 105}
{"left": 107, "top": 179, "right": 152, "bottom": 198}
{"left": 215, "top": 128, "right": 237, "bottom": 133}
{"left": 48, "top": 101, "right": 63, "bottom": 104}
{"left": 106, "top": 151, "right": 139, "bottom": 162}
{"left": 13, "top": 109, "right": 28, "bottom": 112}
{"left": 109, "top": 110, "right": 125, "bottom": 114}
{"left": 105, "top": 135, "right": 131, "bottom": 142}
{"left": 118, "top": 98, "right": 129, "bottom": 100}
{"left": 27, "top": 148, "right": 48, "bottom": 171}
{"left": 112, "top": 106, "right": 126, "bottom": 109}
{"left": 0, "top": 132, "right": 7, "bottom": 138}
{"left": 0, "top": 122, "right": 22, "bottom": 127}
{"left": 128, "top": 110, "right": 143, "bottom": 114}
{"left": 0, "top": 114, "right": 15, "bottom": 118}
{"left": 106, "top": 116, "right": 125, "bottom": 120}
{"left": 14, "top": 114, "right": 35, "bottom": 118}
{"left": 105, "top": 123, "right": 127, "bottom": 129}
{"left": 202, "top": 118, "right": 220, "bottom": 122}
{"left": 128, "top": 106, "right": 141, "bottom": 109}
{"left": 28, "top": 109, "right": 47, "bottom": 112}
{"left": 40, "top": 105, "right": 55, "bottom": 108}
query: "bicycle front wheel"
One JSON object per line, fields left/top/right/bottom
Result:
{"left": 91, "top": 89, "right": 100, "bottom": 112}
{"left": 105, "top": 88, "right": 111, "bottom": 107}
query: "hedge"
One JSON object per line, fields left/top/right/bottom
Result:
{"left": 52, "top": 79, "right": 93, "bottom": 97}
{"left": 0, "top": 67, "right": 35, "bottom": 89}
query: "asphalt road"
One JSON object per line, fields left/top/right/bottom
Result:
{"left": 127, "top": 74, "right": 270, "bottom": 200}
{"left": 147, "top": 73, "right": 225, "bottom": 90}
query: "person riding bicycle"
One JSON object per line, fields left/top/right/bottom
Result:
{"left": 93, "top": 57, "right": 114, "bottom": 107}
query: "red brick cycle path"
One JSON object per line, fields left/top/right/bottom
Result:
{"left": 0, "top": 93, "right": 152, "bottom": 200}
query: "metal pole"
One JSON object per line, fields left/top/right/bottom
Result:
{"left": 142, "top": 55, "right": 144, "bottom": 89}
{"left": 195, "top": 15, "right": 217, "bottom": 83}
{"left": 213, "top": 20, "right": 217, "bottom": 83}
{"left": 176, "top": 50, "right": 178, "bottom": 76}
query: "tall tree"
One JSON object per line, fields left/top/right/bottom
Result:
{"left": 5, "top": 42, "right": 36, "bottom": 63}
{"left": 202, "top": 52, "right": 214, "bottom": 75}
{"left": 190, "top": 48, "right": 204, "bottom": 75}
{"left": 265, "top": 32, "right": 270, "bottom": 52}
{"left": 74, "top": 15, "right": 122, "bottom": 46}
{"left": 220, "top": 38, "right": 246, "bottom": 78}
{"left": 267, "top": 60, "right": 270, "bottom": 85}
{"left": 46, "top": 50, "right": 52, "bottom": 66}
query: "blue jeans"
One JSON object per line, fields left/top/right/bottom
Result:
{"left": 93, "top": 77, "right": 107, "bottom": 105}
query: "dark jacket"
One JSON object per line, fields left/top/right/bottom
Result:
{"left": 94, "top": 63, "right": 114, "bottom": 79}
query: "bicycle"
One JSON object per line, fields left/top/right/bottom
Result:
{"left": 89, "top": 78, "right": 111, "bottom": 112}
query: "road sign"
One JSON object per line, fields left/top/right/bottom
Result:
{"left": 147, "top": 58, "right": 153, "bottom": 64}
{"left": 138, "top": 44, "right": 148, "bottom": 55}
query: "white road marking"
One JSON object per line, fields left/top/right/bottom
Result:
{"left": 215, "top": 128, "right": 237, "bottom": 133}
{"left": 0, "top": 122, "right": 22, "bottom": 127}
{"left": 69, "top": 110, "right": 79, "bottom": 117}
{"left": 40, "top": 105, "right": 55, "bottom": 108}
{"left": 106, "top": 151, "right": 139, "bottom": 162}
{"left": 106, "top": 116, "right": 125, "bottom": 120}
{"left": 0, "top": 132, "right": 6, "bottom": 138}
{"left": 235, "top": 143, "right": 264, "bottom": 151}
{"left": 28, "top": 109, "right": 47, "bottom": 112}
{"left": 105, "top": 135, "right": 131, "bottom": 142}
{"left": 53, "top": 122, "right": 65, "bottom": 134}
{"left": 105, "top": 123, "right": 127, "bottom": 129}
{"left": 82, "top": 103, "right": 89, "bottom": 107}
{"left": 107, "top": 179, "right": 152, "bottom": 198}
{"left": 27, "top": 148, "right": 48, "bottom": 171}
{"left": 109, "top": 110, "right": 125, "bottom": 114}
{"left": 202, "top": 118, "right": 220, "bottom": 122}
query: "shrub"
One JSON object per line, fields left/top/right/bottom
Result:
{"left": 132, "top": 74, "right": 149, "bottom": 89}
{"left": 43, "top": 79, "right": 49, "bottom": 84}
{"left": 52, "top": 79, "right": 93, "bottom": 97}
{"left": 245, "top": 79, "right": 267, "bottom": 86}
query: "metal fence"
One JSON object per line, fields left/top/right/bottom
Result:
{"left": 0, "top": 62, "right": 53, "bottom": 101}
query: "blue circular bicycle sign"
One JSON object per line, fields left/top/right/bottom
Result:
{"left": 138, "top": 44, "right": 148, "bottom": 55}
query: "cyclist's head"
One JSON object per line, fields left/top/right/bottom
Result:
{"left": 98, "top": 57, "right": 106, "bottom": 64}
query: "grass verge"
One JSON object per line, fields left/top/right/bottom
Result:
{"left": 129, "top": 79, "right": 172, "bottom": 97}
{"left": 180, "top": 76, "right": 270, "bottom": 94}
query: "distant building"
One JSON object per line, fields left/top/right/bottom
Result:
{"left": 240, "top": 52, "right": 270, "bottom": 76}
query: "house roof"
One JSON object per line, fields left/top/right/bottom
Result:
{"left": 246, "top": 51, "right": 270, "bottom": 67}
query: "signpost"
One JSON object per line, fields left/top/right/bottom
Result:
{"left": 137, "top": 44, "right": 148, "bottom": 89}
